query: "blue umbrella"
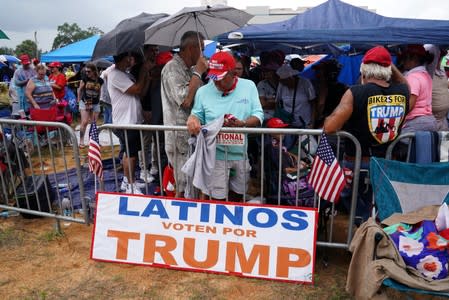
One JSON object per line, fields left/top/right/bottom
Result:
{"left": 0, "top": 54, "right": 20, "bottom": 63}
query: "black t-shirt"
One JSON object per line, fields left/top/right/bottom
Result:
{"left": 344, "top": 82, "right": 410, "bottom": 157}
{"left": 82, "top": 77, "right": 104, "bottom": 105}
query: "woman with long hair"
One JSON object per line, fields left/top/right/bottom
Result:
{"left": 77, "top": 63, "right": 103, "bottom": 148}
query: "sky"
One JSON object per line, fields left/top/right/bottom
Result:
{"left": 1, "top": 0, "right": 449, "bottom": 53}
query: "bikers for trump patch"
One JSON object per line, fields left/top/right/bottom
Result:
{"left": 367, "top": 94, "right": 407, "bottom": 144}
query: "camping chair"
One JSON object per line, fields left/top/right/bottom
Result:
{"left": 29, "top": 106, "right": 65, "bottom": 148}
{"left": 369, "top": 156, "right": 449, "bottom": 297}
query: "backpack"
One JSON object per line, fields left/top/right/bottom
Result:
{"left": 264, "top": 139, "right": 314, "bottom": 207}
{"left": 64, "top": 86, "right": 78, "bottom": 114}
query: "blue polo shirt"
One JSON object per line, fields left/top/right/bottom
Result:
{"left": 192, "top": 78, "right": 264, "bottom": 160}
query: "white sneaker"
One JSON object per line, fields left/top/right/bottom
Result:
{"left": 150, "top": 166, "right": 159, "bottom": 176}
{"left": 121, "top": 178, "right": 146, "bottom": 191}
{"left": 120, "top": 178, "right": 128, "bottom": 191}
{"left": 140, "top": 169, "right": 155, "bottom": 183}
{"left": 125, "top": 182, "right": 144, "bottom": 195}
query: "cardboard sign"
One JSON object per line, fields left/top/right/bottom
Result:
{"left": 216, "top": 133, "right": 245, "bottom": 146}
{"left": 91, "top": 193, "right": 318, "bottom": 283}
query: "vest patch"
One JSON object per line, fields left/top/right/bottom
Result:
{"left": 367, "top": 94, "right": 407, "bottom": 143}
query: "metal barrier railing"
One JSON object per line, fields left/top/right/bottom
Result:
{"left": 386, "top": 132, "right": 416, "bottom": 161}
{"left": 99, "top": 124, "right": 362, "bottom": 250}
{"left": 0, "top": 118, "right": 362, "bottom": 248}
{"left": 0, "top": 118, "right": 89, "bottom": 229}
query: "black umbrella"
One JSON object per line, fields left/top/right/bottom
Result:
{"left": 90, "top": 58, "right": 113, "bottom": 69}
{"left": 92, "top": 12, "right": 168, "bottom": 60}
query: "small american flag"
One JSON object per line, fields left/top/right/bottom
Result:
{"left": 308, "top": 133, "right": 345, "bottom": 203}
{"left": 88, "top": 121, "right": 103, "bottom": 179}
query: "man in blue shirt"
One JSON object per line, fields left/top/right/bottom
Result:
{"left": 187, "top": 51, "right": 263, "bottom": 200}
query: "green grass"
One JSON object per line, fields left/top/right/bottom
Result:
{"left": 0, "top": 227, "right": 24, "bottom": 248}
{"left": 37, "top": 230, "right": 64, "bottom": 242}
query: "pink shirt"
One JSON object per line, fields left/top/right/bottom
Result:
{"left": 405, "top": 66, "right": 433, "bottom": 120}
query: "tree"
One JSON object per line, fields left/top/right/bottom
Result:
{"left": 15, "top": 40, "right": 40, "bottom": 59}
{"left": 0, "top": 46, "right": 15, "bottom": 55}
{"left": 52, "top": 23, "right": 103, "bottom": 50}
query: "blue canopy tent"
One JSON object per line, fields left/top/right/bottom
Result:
{"left": 218, "top": 0, "right": 449, "bottom": 85}
{"left": 41, "top": 35, "right": 101, "bottom": 63}
{"left": 218, "top": 0, "right": 449, "bottom": 46}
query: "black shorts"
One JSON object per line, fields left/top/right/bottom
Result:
{"left": 114, "top": 129, "right": 142, "bottom": 158}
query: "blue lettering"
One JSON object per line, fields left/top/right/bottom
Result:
{"left": 118, "top": 196, "right": 139, "bottom": 216}
{"left": 171, "top": 201, "right": 197, "bottom": 220}
{"left": 370, "top": 106, "right": 404, "bottom": 118}
{"left": 215, "top": 205, "right": 243, "bottom": 225}
{"left": 141, "top": 199, "right": 169, "bottom": 219}
{"left": 281, "top": 210, "right": 309, "bottom": 231}
{"left": 248, "top": 208, "right": 277, "bottom": 228}
{"left": 200, "top": 203, "right": 210, "bottom": 222}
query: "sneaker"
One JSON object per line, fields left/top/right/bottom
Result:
{"left": 150, "top": 166, "right": 159, "bottom": 176}
{"left": 121, "top": 178, "right": 146, "bottom": 191}
{"left": 140, "top": 169, "right": 155, "bottom": 183}
{"left": 120, "top": 178, "right": 128, "bottom": 191}
{"left": 125, "top": 183, "right": 144, "bottom": 195}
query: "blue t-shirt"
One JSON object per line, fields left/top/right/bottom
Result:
{"left": 192, "top": 78, "right": 264, "bottom": 160}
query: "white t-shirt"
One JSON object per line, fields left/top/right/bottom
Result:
{"left": 108, "top": 67, "right": 143, "bottom": 124}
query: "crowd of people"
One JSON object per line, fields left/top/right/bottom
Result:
{"left": 1, "top": 37, "right": 449, "bottom": 217}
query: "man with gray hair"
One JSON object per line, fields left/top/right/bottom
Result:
{"left": 161, "top": 31, "right": 208, "bottom": 197}
{"left": 324, "top": 45, "right": 410, "bottom": 223}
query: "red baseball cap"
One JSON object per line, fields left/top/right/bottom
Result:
{"left": 20, "top": 54, "right": 30, "bottom": 65}
{"left": 207, "top": 51, "right": 236, "bottom": 81}
{"left": 48, "top": 61, "right": 62, "bottom": 68}
{"left": 362, "top": 46, "right": 392, "bottom": 67}
{"left": 155, "top": 51, "right": 173, "bottom": 66}
{"left": 267, "top": 118, "right": 289, "bottom": 128}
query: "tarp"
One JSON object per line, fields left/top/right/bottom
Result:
{"left": 41, "top": 35, "right": 100, "bottom": 63}
{"left": 217, "top": 0, "right": 449, "bottom": 46}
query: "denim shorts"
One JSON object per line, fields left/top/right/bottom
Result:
{"left": 79, "top": 100, "right": 101, "bottom": 113}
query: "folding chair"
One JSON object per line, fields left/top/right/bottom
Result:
{"left": 369, "top": 156, "right": 449, "bottom": 297}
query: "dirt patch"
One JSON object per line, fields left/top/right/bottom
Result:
{"left": 0, "top": 215, "right": 353, "bottom": 299}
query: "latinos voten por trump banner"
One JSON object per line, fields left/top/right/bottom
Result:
{"left": 91, "top": 193, "right": 318, "bottom": 283}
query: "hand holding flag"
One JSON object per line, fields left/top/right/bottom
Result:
{"left": 308, "top": 133, "right": 345, "bottom": 203}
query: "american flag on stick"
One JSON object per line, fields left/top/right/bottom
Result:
{"left": 308, "top": 133, "right": 345, "bottom": 203}
{"left": 88, "top": 121, "right": 103, "bottom": 180}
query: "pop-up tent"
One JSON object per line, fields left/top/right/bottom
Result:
{"left": 218, "top": 0, "right": 449, "bottom": 47}
{"left": 41, "top": 35, "right": 100, "bottom": 63}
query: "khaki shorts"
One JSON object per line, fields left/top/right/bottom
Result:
{"left": 204, "top": 159, "right": 250, "bottom": 200}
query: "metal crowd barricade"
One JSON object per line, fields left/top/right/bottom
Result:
{"left": 0, "top": 118, "right": 89, "bottom": 228}
{"left": 385, "top": 132, "right": 416, "bottom": 161}
{"left": 98, "top": 124, "right": 361, "bottom": 250}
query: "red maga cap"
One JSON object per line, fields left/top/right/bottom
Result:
{"left": 207, "top": 51, "right": 236, "bottom": 81}
{"left": 362, "top": 46, "right": 392, "bottom": 67}
{"left": 267, "top": 117, "right": 289, "bottom": 128}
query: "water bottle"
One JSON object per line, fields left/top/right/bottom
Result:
{"left": 61, "top": 197, "right": 72, "bottom": 226}
{"left": 0, "top": 210, "right": 20, "bottom": 218}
